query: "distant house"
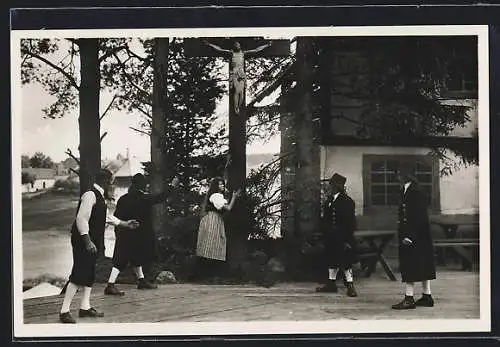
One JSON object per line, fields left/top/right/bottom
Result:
{"left": 112, "top": 153, "right": 145, "bottom": 200}
{"left": 22, "top": 168, "right": 56, "bottom": 193}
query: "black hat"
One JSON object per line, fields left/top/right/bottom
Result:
{"left": 330, "top": 173, "right": 347, "bottom": 187}
{"left": 395, "top": 161, "right": 416, "bottom": 181}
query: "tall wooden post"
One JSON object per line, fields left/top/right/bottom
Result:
{"left": 151, "top": 38, "right": 169, "bottom": 236}
{"left": 77, "top": 38, "right": 101, "bottom": 195}
{"left": 294, "top": 37, "right": 321, "bottom": 244}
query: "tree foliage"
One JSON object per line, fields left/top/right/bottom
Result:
{"left": 27, "top": 152, "right": 55, "bottom": 168}
{"left": 105, "top": 38, "right": 227, "bottom": 205}
{"left": 21, "top": 172, "right": 37, "bottom": 185}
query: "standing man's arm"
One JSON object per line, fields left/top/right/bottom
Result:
{"left": 75, "top": 191, "right": 98, "bottom": 253}
{"left": 106, "top": 212, "right": 139, "bottom": 229}
{"left": 106, "top": 197, "right": 140, "bottom": 229}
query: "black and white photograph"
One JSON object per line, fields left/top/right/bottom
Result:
{"left": 11, "top": 24, "right": 490, "bottom": 337}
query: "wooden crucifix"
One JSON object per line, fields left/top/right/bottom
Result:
{"left": 185, "top": 37, "right": 290, "bottom": 191}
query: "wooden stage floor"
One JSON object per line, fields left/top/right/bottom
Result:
{"left": 23, "top": 270, "right": 480, "bottom": 324}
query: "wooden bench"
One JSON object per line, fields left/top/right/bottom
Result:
{"left": 432, "top": 221, "right": 479, "bottom": 266}
{"left": 433, "top": 238, "right": 479, "bottom": 270}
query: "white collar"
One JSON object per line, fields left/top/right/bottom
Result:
{"left": 93, "top": 183, "right": 105, "bottom": 197}
{"left": 333, "top": 192, "right": 340, "bottom": 201}
{"left": 404, "top": 182, "right": 411, "bottom": 193}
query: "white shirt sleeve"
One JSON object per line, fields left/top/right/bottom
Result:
{"left": 106, "top": 211, "right": 123, "bottom": 226}
{"left": 75, "top": 191, "right": 96, "bottom": 235}
{"left": 209, "top": 193, "right": 227, "bottom": 210}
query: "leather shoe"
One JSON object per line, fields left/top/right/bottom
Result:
{"left": 415, "top": 294, "right": 434, "bottom": 307}
{"left": 316, "top": 280, "right": 338, "bottom": 293}
{"left": 104, "top": 283, "right": 125, "bottom": 296}
{"left": 78, "top": 307, "right": 104, "bottom": 318}
{"left": 391, "top": 296, "right": 416, "bottom": 310}
{"left": 59, "top": 311, "right": 76, "bottom": 324}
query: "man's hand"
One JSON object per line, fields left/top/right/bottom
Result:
{"left": 402, "top": 237, "right": 413, "bottom": 246}
{"left": 122, "top": 220, "right": 140, "bottom": 229}
{"left": 83, "top": 236, "right": 97, "bottom": 254}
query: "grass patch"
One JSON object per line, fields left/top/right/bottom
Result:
{"left": 22, "top": 191, "right": 79, "bottom": 231}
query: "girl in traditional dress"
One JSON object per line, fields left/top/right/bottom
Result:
{"left": 194, "top": 177, "right": 241, "bottom": 281}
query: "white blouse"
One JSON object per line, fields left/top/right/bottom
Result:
{"left": 209, "top": 193, "right": 227, "bottom": 210}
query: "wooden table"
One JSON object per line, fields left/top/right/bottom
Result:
{"left": 354, "top": 230, "right": 398, "bottom": 281}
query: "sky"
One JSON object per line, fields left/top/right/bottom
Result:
{"left": 20, "top": 51, "right": 281, "bottom": 163}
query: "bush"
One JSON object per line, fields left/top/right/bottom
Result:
{"left": 155, "top": 214, "right": 200, "bottom": 282}
{"left": 53, "top": 178, "right": 79, "bottom": 194}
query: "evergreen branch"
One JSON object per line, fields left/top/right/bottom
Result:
{"left": 247, "top": 61, "right": 295, "bottom": 110}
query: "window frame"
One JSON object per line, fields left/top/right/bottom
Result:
{"left": 362, "top": 154, "right": 440, "bottom": 214}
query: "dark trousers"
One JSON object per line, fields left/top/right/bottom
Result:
{"left": 68, "top": 233, "right": 98, "bottom": 287}
{"left": 112, "top": 230, "right": 142, "bottom": 271}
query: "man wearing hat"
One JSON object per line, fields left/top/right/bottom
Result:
{"left": 104, "top": 173, "right": 180, "bottom": 296}
{"left": 316, "top": 173, "right": 358, "bottom": 297}
{"left": 392, "top": 161, "right": 436, "bottom": 310}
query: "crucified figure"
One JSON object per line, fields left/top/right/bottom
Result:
{"left": 203, "top": 40, "right": 272, "bottom": 115}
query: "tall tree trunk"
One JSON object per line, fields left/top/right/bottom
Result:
{"left": 226, "top": 64, "right": 248, "bottom": 273}
{"left": 78, "top": 38, "right": 101, "bottom": 195}
{"left": 294, "top": 38, "right": 321, "bottom": 261}
{"left": 151, "top": 38, "right": 169, "bottom": 236}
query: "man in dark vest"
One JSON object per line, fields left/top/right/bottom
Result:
{"left": 104, "top": 173, "right": 180, "bottom": 295}
{"left": 392, "top": 161, "right": 436, "bottom": 310}
{"left": 59, "top": 169, "right": 140, "bottom": 324}
{"left": 316, "top": 173, "right": 358, "bottom": 297}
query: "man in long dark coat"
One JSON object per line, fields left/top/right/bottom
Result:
{"left": 392, "top": 162, "right": 436, "bottom": 310}
{"left": 104, "top": 173, "right": 179, "bottom": 296}
{"left": 316, "top": 173, "right": 358, "bottom": 297}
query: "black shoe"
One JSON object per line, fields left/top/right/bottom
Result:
{"left": 104, "top": 283, "right": 125, "bottom": 296}
{"left": 346, "top": 282, "right": 358, "bottom": 297}
{"left": 78, "top": 307, "right": 104, "bottom": 318}
{"left": 391, "top": 296, "right": 416, "bottom": 310}
{"left": 59, "top": 311, "right": 76, "bottom": 324}
{"left": 316, "top": 280, "right": 338, "bottom": 293}
{"left": 138, "top": 279, "right": 158, "bottom": 289}
{"left": 415, "top": 294, "right": 434, "bottom": 307}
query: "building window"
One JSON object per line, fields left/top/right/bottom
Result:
{"left": 363, "top": 155, "right": 440, "bottom": 212}
{"left": 444, "top": 48, "right": 478, "bottom": 98}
